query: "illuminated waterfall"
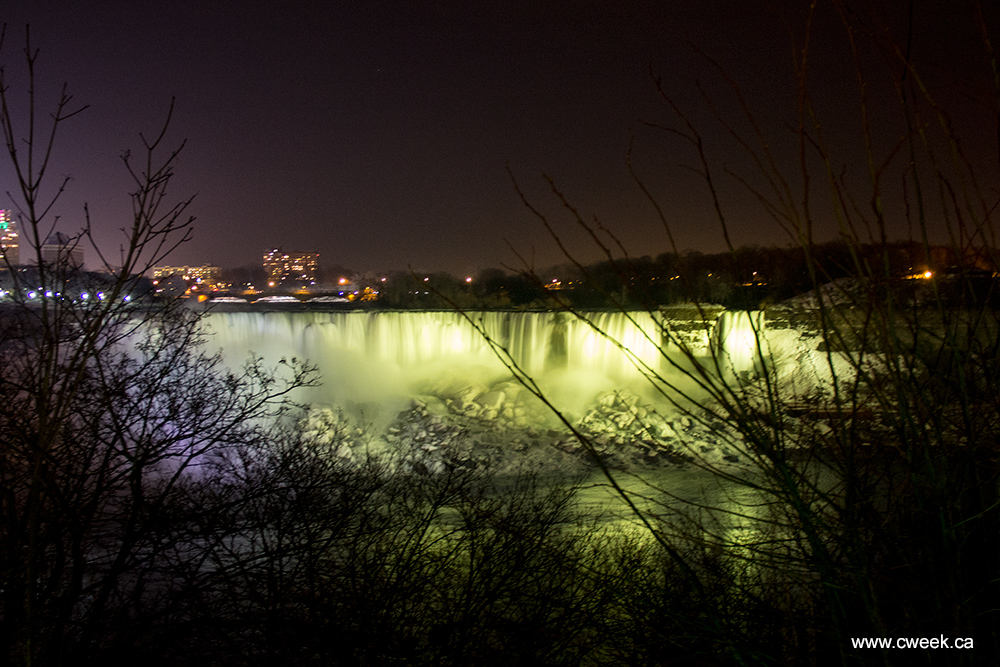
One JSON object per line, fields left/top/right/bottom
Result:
{"left": 202, "top": 310, "right": 746, "bottom": 407}
{"left": 711, "top": 311, "right": 765, "bottom": 377}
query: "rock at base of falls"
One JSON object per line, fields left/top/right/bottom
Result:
{"left": 301, "top": 376, "right": 802, "bottom": 476}
{"left": 570, "top": 389, "right": 759, "bottom": 469}
{"left": 477, "top": 390, "right": 506, "bottom": 411}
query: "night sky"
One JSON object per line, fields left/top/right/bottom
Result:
{"left": 2, "top": 1, "right": 996, "bottom": 276}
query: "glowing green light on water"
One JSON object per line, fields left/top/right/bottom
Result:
{"left": 0, "top": 222, "right": 7, "bottom": 231}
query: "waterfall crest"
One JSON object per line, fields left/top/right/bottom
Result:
{"left": 206, "top": 310, "right": 716, "bottom": 373}
{"left": 201, "top": 310, "right": 755, "bottom": 412}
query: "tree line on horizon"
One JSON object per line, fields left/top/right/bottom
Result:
{"left": 331, "top": 239, "right": 993, "bottom": 310}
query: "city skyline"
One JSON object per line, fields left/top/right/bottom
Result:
{"left": 1, "top": 1, "right": 995, "bottom": 275}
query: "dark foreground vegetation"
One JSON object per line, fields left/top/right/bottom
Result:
{"left": 4, "top": 2, "right": 1000, "bottom": 664}
{"left": 4, "top": 291, "right": 998, "bottom": 665}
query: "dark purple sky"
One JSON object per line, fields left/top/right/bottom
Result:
{"left": 2, "top": 1, "right": 996, "bottom": 275}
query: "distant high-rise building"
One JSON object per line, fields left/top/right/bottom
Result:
{"left": 263, "top": 248, "right": 319, "bottom": 285}
{"left": 0, "top": 210, "right": 18, "bottom": 267}
{"left": 40, "top": 232, "right": 85, "bottom": 269}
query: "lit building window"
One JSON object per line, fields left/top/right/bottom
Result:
{"left": 0, "top": 209, "right": 19, "bottom": 266}
{"left": 152, "top": 264, "right": 222, "bottom": 286}
{"left": 263, "top": 247, "right": 319, "bottom": 285}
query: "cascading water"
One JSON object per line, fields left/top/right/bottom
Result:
{"left": 711, "top": 311, "right": 766, "bottom": 378}
{"left": 202, "top": 310, "right": 723, "bottom": 406}
{"left": 199, "top": 308, "right": 793, "bottom": 472}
